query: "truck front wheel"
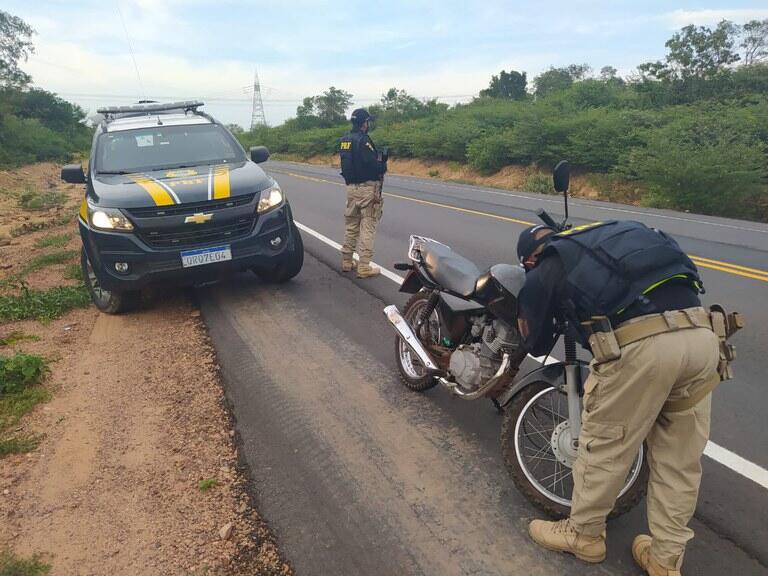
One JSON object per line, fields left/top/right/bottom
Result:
{"left": 81, "top": 248, "right": 141, "bottom": 314}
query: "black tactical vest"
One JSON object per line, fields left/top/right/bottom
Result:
{"left": 339, "top": 131, "right": 361, "bottom": 185}
{"left": 540, "top": 220, "right": 702, "bottom": 319}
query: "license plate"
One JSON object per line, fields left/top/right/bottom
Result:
{"left": 180, "top": 245, "right": 232, "bottom": 268}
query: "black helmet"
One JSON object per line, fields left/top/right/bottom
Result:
{"left": 517, "top": 225, "right": 555, "bottom": 265}
{"left": 351, "top": 108, "right": 374, "bottom": 126}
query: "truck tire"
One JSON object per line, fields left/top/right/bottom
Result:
{"left": 81, "top": 248, "right": 141, "bottom": 314}
{"left": 253, "top": 224, "right": 304, "bottom": 283}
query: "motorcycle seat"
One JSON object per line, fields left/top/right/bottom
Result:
{"left": 421, "top": 240, "right": 481, "bottom": 297}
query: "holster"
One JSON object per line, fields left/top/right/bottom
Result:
{"left": 709, "top": 304, "right": 744, "bottom": 381}
{"left": 582, "top": 316, "right": 621, "bottom": 363}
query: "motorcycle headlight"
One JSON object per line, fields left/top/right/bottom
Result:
{"left": 257, "top": 184, "right": 284, "bottom": 214}
{"left": 87, "top": 204, "right": 134, "bottom": 231}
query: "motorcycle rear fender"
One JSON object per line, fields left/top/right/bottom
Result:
{"left": 497, "top": 360, "right": 590, "bottom": 408}
{"left": 398, "top": 269, "right": 424, "bottom": 293}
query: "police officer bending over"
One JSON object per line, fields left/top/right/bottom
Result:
{"left": 517, "top": 220, "right": 724, "bottom": 576}
{"left": 339, "top": 108, "right": 386, "bottom": 279}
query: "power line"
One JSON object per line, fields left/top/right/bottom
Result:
{"left": 115, "top": 1, "right": 146, "bottom": 102}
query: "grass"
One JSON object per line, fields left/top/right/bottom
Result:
{"left": 18, "top": 190, "right": 66, "bottom": 211}
{"left": 0, "top": 551, "right": 51, "bottom": 576}
{"left": 198, "top": 478, "right": 218, "bottom": 492}
{"left": 0, "top": 250, "right": 79, "bottom": 288}
{"left": 34, "top": 233, "right": 72, "bottom": 249}
{"left": 0, "top": 353, "right": 48, "bottom": 394}
{"left": 522, "top": 172, "right": 555, "bottom": 195}
{"left": 0, "top": 284, "right": 91, "bottom": 322}
{"left": 0, "top": 434, "right": 43, "bottom": 456}
{"left": 10, "top": 208, "right": 79, "bottom": 238}
{"left": 0, "top": 352, "right": 49, "bottom": 457}
{"left": 63, "top": 263, "right": 81, "bottom": 281}
{"left": 0, "top": 332, "right": 40, "bottom": 347}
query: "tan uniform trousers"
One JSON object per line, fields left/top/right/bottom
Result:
{"left": 570, "top": 325, "right": 720, "bottom": 570}
{"left": 342, "top": 181, "right": 383, "bottom": 265}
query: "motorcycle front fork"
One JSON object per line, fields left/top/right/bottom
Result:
{"left": 563, "top": 332, "right": 582, "bottom": 446}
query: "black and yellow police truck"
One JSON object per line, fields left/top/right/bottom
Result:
{"left": 62, "top": 101, "right": 303, "bottom": 313}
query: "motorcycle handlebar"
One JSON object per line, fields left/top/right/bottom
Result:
{"left": 536, "top": 208, "right": 558, "bottom": 229}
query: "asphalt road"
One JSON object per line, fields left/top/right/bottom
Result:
{"left": 201, "top": 160, "right": 767, "bottom": 575}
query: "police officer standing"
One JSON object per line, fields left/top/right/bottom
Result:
{"left": 339, "top": 108, "right": 386, "bottom": 278}
{"left": 516, "top": 219, "right": 730, "bottom": 576}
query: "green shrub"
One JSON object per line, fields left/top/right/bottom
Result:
{"left": 625, "top": 107, "right": 768, "bottom": 219}
{"left": 0, "top": 353, "right": 48, "bottom": 394}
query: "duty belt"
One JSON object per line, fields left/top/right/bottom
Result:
{"left": 613, "top": 306, "right": 711, "bottom": 348}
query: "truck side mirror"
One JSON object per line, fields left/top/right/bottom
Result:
{"left": 553, "top": 160, "right": 569, "bottom": 193}
{"left": 250, "top": 146, "right": 270, "bottom": 164}
{"left": 61, "top": 164, "right": 86, "bottom": 184}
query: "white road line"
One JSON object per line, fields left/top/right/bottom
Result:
{"left": 295, "top": 218, "right": 768, "bottom": 491}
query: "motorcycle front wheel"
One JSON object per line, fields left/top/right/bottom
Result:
{"left": 501, "top": 381, "right": 648, "bottom": 519}
{"left": 394, "top": 291, "right": 441, "bottom": 392}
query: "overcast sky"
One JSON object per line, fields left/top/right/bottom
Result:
{"left": 6, "top": 1, "right": 768, "bottom": 127}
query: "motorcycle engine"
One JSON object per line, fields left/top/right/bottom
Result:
{"left": 448, "top": 319, "right": 522, "bottom": 390}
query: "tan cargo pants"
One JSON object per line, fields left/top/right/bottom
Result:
{"left": 570, "top": 325, "right": 720, "bottom": 570}
{"left": 342, "top": 181, "right": 383, "bottom": 266}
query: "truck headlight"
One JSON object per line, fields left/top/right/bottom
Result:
{"left": 257, "top": 184, "right": 284, "bottom": 214}
{"left": 88, "top": 204, "right": 134, "bottom": 231}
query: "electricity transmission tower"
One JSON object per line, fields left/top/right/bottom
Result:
{"left": 250, "top": 68, "right": 267, "bottom": 129}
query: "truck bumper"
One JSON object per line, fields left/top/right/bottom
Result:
{"left": 80, "top": 204, "right": 297, "bottom": 292}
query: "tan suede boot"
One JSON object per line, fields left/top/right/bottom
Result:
{"left": 356, "top": 264, "right": 380, "bottom": 279}
{"left": 632, "top": 535, "right": 682, "bottom": 576}
{"left": 528, "top": 519, "right": 606, "bottom": 563}
{"left": 341, "top": 256, "right": 356, "bottom": 273}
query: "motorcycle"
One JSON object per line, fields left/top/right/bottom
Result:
{"left": 383, "top": 161, "right": 648, "bottom": 518}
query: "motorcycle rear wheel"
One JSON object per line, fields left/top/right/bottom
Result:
{"left": 394, "top": 291, "right": 441, "bottom": 392}
{"left": 501, "top": 381, "right": 648, "bottom": 519}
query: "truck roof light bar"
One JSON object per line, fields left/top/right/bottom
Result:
{"left": 97, "top": 100, "right": 205, "bottom": 121}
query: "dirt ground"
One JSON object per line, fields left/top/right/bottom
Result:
{"left": 0, "top": 163, "right": 292, "bottom": 575}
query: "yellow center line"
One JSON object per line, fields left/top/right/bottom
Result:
{"left": 277, "top": 170, "right": 768, "bottom": 284}
{"left": 688, "top": 256, "right": 768, "bottom": 276}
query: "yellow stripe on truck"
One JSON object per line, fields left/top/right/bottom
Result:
{"left": 79, "top": 199, "right": 88, "bottom": 222}
{"left": 129, "top": 174, "right": 175, "bottom": 206}
{"left": 213, "top": 165, "right": 231, "bottom": 199}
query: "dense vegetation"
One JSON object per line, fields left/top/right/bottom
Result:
{"left": 240, "top": 21, "right": 768, "bottom": 221}
{"left": 0, "top": 10, "right": 92, "bottom": 167}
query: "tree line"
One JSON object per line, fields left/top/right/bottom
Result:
{"left": 240, "top": 19, "right": 768, "bottom": 221}
{"left": 0, "top": 10, "right": 92, "bottom": 166}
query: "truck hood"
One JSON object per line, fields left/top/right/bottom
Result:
{"left": 90, "top": 161, "right": 273, "bottom": 209}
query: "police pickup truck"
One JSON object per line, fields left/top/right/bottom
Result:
{"left": 62, "top": 101, "right": 303, "bottom": 313}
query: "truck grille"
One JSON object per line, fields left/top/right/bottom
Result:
{"left": 140, "top": 217, "right": 255, "bottom": 249}
{"left": 126, "top": 193, "right": 259, "bottom": 249}
{"left": 126, "top": 193, "right": 256, "bottom": 218}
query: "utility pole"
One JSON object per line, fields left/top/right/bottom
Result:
{"left": 250, "top": 68, "right": 267, "bottom": 130}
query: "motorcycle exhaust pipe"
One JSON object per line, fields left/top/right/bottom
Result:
{"left": 383, "top": 305, "right": 440, "bottom": 372}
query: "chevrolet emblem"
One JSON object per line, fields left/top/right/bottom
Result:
{"left": 185, "top": 212, "right": 213, "bottom": 225}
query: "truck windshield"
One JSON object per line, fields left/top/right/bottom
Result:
{"left": 95, "top": 124, "right": 246, "bottom": 174}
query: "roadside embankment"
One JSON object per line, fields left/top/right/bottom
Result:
{"left": 0, "top": 163, "right": 292, "bottom": 575}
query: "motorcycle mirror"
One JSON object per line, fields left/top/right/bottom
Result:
{"left": 553, "top": 160, "right": 570, "bottom": 193}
